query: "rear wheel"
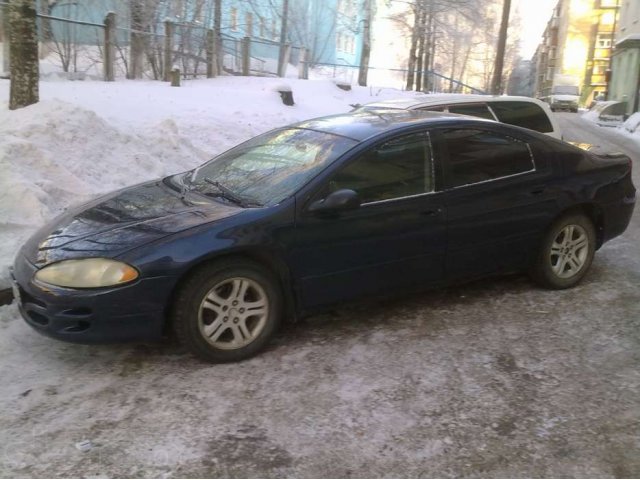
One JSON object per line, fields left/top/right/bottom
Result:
{"left": 530, "top": 214, "right": 595, "bottom": 289}
{"left": 172, "top": 259, "right": 282, "bottom": 362}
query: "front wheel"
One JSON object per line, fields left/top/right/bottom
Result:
{"left": 530, "top": 214, "right": 596, "bottom": 289}
{"left": 172, "top": 259, "right": 282, "bottom": 362}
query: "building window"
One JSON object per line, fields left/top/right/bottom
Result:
{"left": 597, "top": 34, "right": 612, "bottom": 48}
{"left": 272, "top": 19, "right": 278, "bottom": 40}
{"left": 260, "top": 17, "right": 265, "bottom": 38}
{"left": 337, "top": 33, "right": 343, "bottom": 51}
{"left": 231, "top": 8, "right": 237, "bottom": 31}
{"left": 246, "top": 12, "right": 253, "bottom": 36}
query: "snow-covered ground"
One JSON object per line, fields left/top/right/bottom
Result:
{"left": 1, "top": 83, "right": 640, "bottom": 477}
{"left": 0, "top": 76, "right": 419, "bottom": 290}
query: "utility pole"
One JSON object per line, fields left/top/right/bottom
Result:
{"left": 277, "top": 0, "right": 289, "bottom": 77}
{"left": 358, "top": 0, "right": 372, "bottom": 86}
{"left": 491, "top": 0, "right": 511, "bottom": 95}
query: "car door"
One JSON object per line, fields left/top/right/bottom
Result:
{"left": 435, "top": 126, "right": 559, "bottom": 281}
{"left": 290, "top": 131, "right": 447, "bottom": 310}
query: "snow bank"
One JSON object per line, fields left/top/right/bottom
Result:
{"left": 0, "top": 77, "right": 414, "bottom": 289}
{"left": 0, "top": 99, "right": 207, "bottom": 288}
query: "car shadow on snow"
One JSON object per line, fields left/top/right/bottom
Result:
{"left": 24, "top": 267, "right": 613, "bottom": 369}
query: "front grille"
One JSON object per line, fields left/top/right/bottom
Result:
{"left": 27, "top": 311, "right": 49, "bottom": 326}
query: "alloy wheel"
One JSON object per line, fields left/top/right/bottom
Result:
{"left": 198, "top": 277, "right": 269, "bottom": 350}
{"left": 549, "top": 224, "right": 589, "bottom": 279}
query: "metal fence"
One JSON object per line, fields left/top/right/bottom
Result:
{"left": 30, "top": 11, "right": 303, "bottom": 81}
{"left": 309, "top": 61, "right": 486, "bottom": 94}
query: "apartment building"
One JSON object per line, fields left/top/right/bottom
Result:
{"left": 534, "top": 0, "right": 620, "bottom": 106}
{"left": 610, "top": 0, "right": 640, "bottom": 113}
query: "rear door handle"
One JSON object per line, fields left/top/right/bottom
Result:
{"left": 420, "top": 208, "right": 443, "bottom": 217}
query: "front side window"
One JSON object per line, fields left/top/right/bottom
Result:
{"left": 442, "top": 129, "right": 534, "bottom": 188}
{"left": 327, "top": 132, "right": 433, "bottom": 204}
{"left": 190, "top": 128, "right": 357, "bottom": 206}
{"left": 489, "top": 101, "right": 553, "bottom": 133}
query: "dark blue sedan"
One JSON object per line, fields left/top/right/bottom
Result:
{"left": 11, "top": 110, "right": 636, "bottom": 362}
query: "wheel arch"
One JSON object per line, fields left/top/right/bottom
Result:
{"left": 163, "top": 248, "right": 298, "bottom": 334}
{"left": 553, "top": 203, "right": 605, "bottom": 249}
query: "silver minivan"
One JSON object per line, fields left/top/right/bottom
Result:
{"left": 355, "top": 94, "right": 563, "bottom": 140}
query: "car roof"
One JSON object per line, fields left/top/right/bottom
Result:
{"left": 362, "top": 94, "right": 548, "bottom": 110}
{"left": 290, "top": 109, "right": 495, "bottom": 142}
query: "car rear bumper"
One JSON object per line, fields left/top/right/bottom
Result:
{"left": 11, "top": 255, "right": 175, "bottom": 344}
{"left": 602, "top": 194, "right": 636, "bottom": 244}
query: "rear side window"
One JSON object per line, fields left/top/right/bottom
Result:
{"left": 442, "top": 129, "right": 534, "bottom": 188}
{"left": 448, "top": 104, "right": 495, "bottom": 120}
{"left": 489, "top": 101, "right": 553, "bottom": 133}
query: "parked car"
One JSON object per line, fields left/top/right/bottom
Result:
{"left": 354, "top": 94, "right": 563, "bottom": 139}
{"left": 12, "top": 110, "right": 635, "bottom": 362}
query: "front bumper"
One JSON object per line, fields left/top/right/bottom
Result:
{"left": 11, "top": 255, "right": 176, "bottom": 344}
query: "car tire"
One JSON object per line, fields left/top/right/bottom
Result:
{"left": 530, "top": 213, "right": 596, "bottom": 289}
{"left": 172, "top": 258, "right": 282, "bottom": 362}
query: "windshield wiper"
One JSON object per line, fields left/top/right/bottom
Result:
{"left": 203, "top": 178, "right": 261, "bottom": 207}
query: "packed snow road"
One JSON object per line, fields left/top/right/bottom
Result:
{"left": 1, "top": 112, "right": 639, "bottom": 478}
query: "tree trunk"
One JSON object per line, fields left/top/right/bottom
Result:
{"left": 422, "top": 2, "right": 435, "bottom": 92}
{"left": 415, "top": 7, "right": 427, "bottom": 92}
{"left": 456, "top": 43, "right": 473, "bottom": 93}
{"left": 277, "top": 0, "right": 289, "bottom": 77}
{"left": 9, "top": 0, "right": 39, "bottom": 110}
{"left": 128, "top": 1, "right": 145, "bottom": 79}
{"left": 214, "top": 0, "right": 222, "bottom": 73}
{"left": 358, "top": 0, "right": 372, "bottom": 86}
{"left": 491, "top": 0, "right": 511, "bottom": 95}
{"left": 405, "top": 7, "right": 419, "bottom": 91}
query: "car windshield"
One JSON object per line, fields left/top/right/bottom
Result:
{"left": 552, "top": 86, "right": 579, "bottom": 95}
{"left": 189, "top": 128, "right": 357, "bottom": 207}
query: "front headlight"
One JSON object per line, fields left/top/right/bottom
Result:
{"left": 34, "top": 258, "right": 139, "bottom": 288}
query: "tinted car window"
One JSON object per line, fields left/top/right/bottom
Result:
{"left": 328, "top": 132, "right": 433, "bottom": 203}
{"left": 442, "top": 129, "right": 534, "bottom": 188}
{"left": 448, "top": 104, "right": 495, "bottom": 120}
{"left": 489, "top": 101, "right": 553, "bottom": 133}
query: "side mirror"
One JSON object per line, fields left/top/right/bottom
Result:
{"left": 308, "top": 189, "right": 361, "bottom": 214}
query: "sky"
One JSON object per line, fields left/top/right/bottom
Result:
{"left": 513, "top": 0, "right": 558, "bottom": 59}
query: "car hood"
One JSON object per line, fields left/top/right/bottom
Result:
{"left": 21, "top": 179, "right": 243, "bottom": 267}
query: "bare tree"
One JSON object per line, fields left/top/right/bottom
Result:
{"left": 358, "top": 0, "right": 372, "bottom": 86}
{"left": 491, "top": 0, "right": 511, "bottom": 94}
{"left": 9, "top": 0, "right": 39, "bottom": 109}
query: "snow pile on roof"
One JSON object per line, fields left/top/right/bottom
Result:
{"left": 623, "top": 112, "right": 640, "bottom": 134}
{"left": 0, "top": 77, "right": 414, "bottom": 289}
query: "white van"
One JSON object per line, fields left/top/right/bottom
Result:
{"left": 355, "top": 94, "right": 563, "bottom": 140}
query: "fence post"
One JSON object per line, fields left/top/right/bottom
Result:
{"left": 206, "top": 29, "right": 217, "bottom": 78}
{"left": 1, "top": 2, "right": 10, "bottom": 76}
{"left": 103, "top": 12, "right": 115, "bottom": 82}
{"left": 241, "top": 36, "right": 250, "bottom": 76}
{"left": 163, "top": 20, "right": 173, "bottom": 81}
{"left": 171, "top": 67, "right": 180, "bottom": 86}
{"left": 298, "top": 47, "right": 308, "bottom": 80}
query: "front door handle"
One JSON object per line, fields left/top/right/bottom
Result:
{"left": 420, "top": 208, "right": 443, "bottom": 217}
